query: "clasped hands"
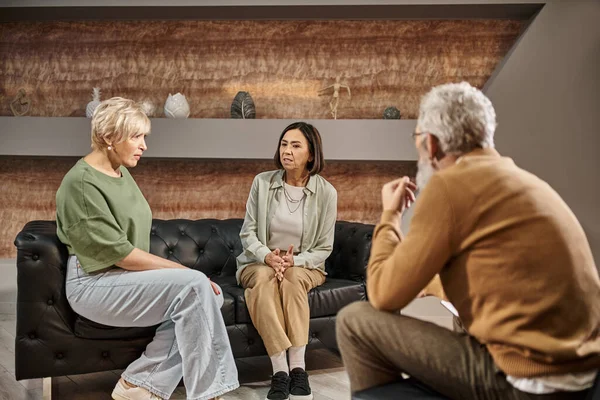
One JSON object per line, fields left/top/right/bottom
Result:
{"left": 265, "top": 245, "right": 295, "bottom": 281}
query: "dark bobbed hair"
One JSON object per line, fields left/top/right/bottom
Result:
{"left": 274, "top": 122, "right": 324, "bottom": 175}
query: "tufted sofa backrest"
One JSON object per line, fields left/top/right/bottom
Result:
{"left": 150, "top": 219, "right": 245, "bottom": 278}
{"left": 15, "top": 218, "right": 374, "bottom": 283}
{"left": 149, "top": 218, "right": 374, "bottom": 280}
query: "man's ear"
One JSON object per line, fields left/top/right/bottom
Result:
{"left": 425, "top": 134, "right": 436, "bottom": 161}
{"left": 426, "top": 134, "right": 445, "bottom": 161}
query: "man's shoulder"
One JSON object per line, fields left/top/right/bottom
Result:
{"left": 434, "top": 154, "right": 556, "bottom": 210}
{"left": 439, "top": 154, "right": 541, "bottom": 185}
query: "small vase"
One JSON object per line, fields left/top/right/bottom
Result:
{"left": 140, "top": 100, "right": 157, "bottom": 117}
{"left": 383, "top": 106, "right": 401, "bottom": 120}
{"left": 231, "top": 91, "right": 256, "bottom": 119}
{"left": 86, "top": 87, "right": 101, "bottom": 118}
{"left": 164, "top": 93, "right": 190, "bottom": 118}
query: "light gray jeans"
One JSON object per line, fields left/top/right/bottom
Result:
{"left": 65, "top": 256, "right": 239, "bottom": 400}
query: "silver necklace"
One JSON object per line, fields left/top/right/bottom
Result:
{"left": 283, "top": 185, "right": 306, "bottom": 214}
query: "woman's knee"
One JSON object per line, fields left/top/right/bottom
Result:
{"left": 185, "top": 270, "right": 224, "bottom": 306}
{"left": 181, "top": 269, "right": 215, "bottom": 295}
{"left": 243, "top": 265, "right": 276, "bottom": 287}
{"left": 282, "top": 268, "right": 315, "bottom": 293}
{"left": 282, "top": 267, "right": 302, "bottom": 285}
{"left": 182, "top": 268, "right": 206, "bottom": 283}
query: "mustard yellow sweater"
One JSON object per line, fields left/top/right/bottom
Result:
{"left": 368, "top": 148, "right": 600, "bottom": 377}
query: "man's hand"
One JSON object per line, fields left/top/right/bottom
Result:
{"left": 381, "top": 176, "right": 417, "bottom": 214}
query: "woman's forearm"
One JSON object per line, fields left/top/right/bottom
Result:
{"left": 116, "top": 248, "right": 188, "bottom": 271}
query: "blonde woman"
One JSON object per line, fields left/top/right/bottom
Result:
{"left": 56, "top": 98, "right": 238, "bottom": 400}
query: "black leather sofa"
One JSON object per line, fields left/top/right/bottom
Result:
{"left": 13, "top": 218, "right": 373, "bottom": 381}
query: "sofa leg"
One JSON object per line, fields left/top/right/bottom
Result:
{"left": 42, "top": 377, "right": 52, "bottom": 400}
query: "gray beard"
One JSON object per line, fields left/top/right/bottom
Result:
{"left": 416, "top": 158, "right": 435, "bottom": 189}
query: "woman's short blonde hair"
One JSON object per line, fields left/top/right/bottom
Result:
{"left": 91, "top": 97, "right": 151, "bottom": 150}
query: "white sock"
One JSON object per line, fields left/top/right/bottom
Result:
{"left": 270, "top": 350, "right": 289, "bottom": 375}
{"left": 288, "top": 345, "right": 306, "bottom": 371}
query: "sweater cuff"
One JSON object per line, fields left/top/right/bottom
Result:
{"left": 377, "top": 210, "right": 403, "bottom": 241}
{"left": 293, "top": 255, "right": 306, "bottom": 267}
{"left": 380, "top": 210, "right": 402, "bottom": 226}
{"left": 256, "top": 246, "right": 272, "bottom": 264}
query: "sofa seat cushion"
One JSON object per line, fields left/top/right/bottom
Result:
{"left": 308, "top": 278, "right": 365, "bottom": 318}
{"left": 220, "top": 291, "right": 236, "bottom": 325}
{"left": 74, "top": 317, "right": 157, "bottom": 340}
{"left": 74, "top": 291, "right": 236, "bottom": 339}
{"left": 224, "top": 285, "right": 252, "bottom": 324}
{"left": 211, "top": 275, "right": 237, "bottom": 289}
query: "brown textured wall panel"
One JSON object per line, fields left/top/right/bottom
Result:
{"left": 1, "top": 156, "right": 415, "bottom": 258}
{"left": 0, "top": 20, "right": 523, "bottom": 119}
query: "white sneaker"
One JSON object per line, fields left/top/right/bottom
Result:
{"left": 111, "top": 379, "right": 163, "bottom": 400}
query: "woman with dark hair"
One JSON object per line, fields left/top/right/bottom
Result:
{"left": 237, "top": 122, "right": 337, "bottom": 400}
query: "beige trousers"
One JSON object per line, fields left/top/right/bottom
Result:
{"left": 240, "top": 264, "right": 326, "bottom": 356}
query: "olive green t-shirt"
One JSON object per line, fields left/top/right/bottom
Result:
{"left": 56, "top": 158, "right": 152, "bottom": 273}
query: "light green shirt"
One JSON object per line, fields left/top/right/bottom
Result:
{"left": 56, "top": 159, "right": 152, "bottom": 273}
{"left": 236, "top": 169, "right": 337, "bottom": 283}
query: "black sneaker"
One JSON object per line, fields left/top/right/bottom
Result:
{"left": 266, "top": 371, "right": 291, "bottom": 400}
{"left": 289, "top": 368, "right": 313, "bottom": 400}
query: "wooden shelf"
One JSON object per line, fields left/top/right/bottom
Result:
{"left": 0, "top": 117, "right": 418, "bottom": 161}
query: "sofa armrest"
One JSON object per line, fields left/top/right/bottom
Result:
{"left": 13, "top": 221, "right": 77, "bottom": 379}
{"left": 326, "top": 222, "right": 374, "bottom": 281}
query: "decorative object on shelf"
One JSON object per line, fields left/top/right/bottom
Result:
{"left": 140, "top": 100, "right": 157, "bottom": 117}
{"left": 318, "top": 76, "right": 351, "bottom": 120}
{"left": 85, "top": 87, "right": 101, "bottom": 118}
{"left": 383, "top": 106, "right": 401, "bottom": 120}
{"left": 10, "top": 88, "right": 31, "bottom": 117}
{"left": 230, "top": 91, "right": 256, "bottom": 119}
{"left": 164, "top": 93, "right": 190, "bottom": 118}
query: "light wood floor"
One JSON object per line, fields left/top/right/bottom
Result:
{"left": 0, "top": 314, "right": 350, "bottom": 400}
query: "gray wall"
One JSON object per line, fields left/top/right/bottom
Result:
{"left": 486, "top": 0, "right": 600, "bottom": 265}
